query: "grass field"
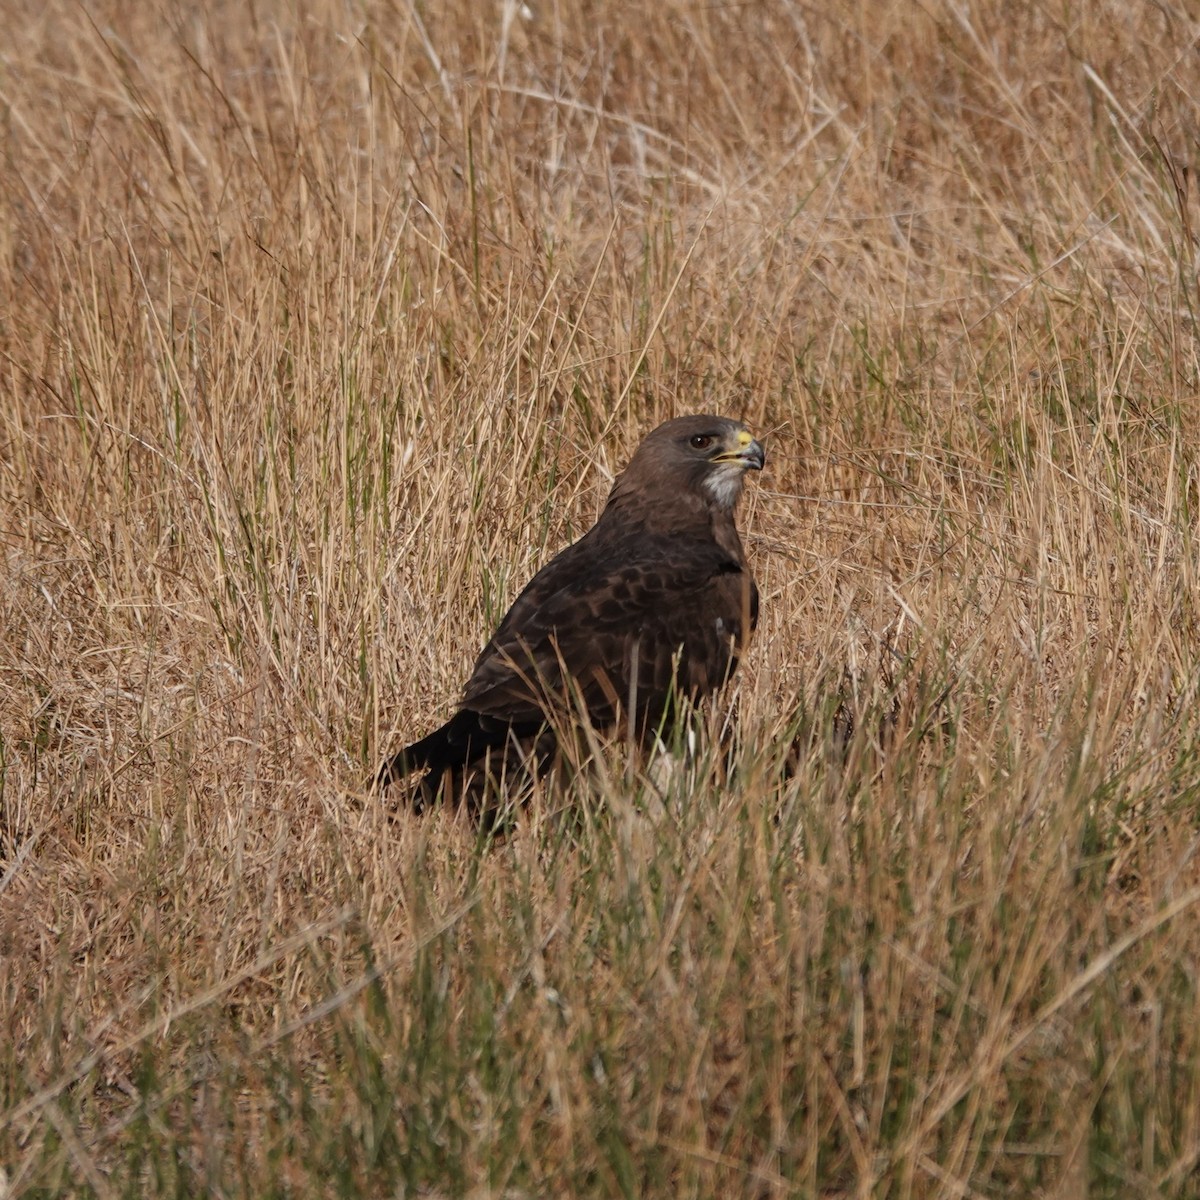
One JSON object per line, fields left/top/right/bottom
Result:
{"left": 3, "top": 0, "right": 1200, "bottom": 1195}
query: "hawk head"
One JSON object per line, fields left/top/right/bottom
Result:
{"left": 611, "top": 414, "right": 766, "bottom": 514}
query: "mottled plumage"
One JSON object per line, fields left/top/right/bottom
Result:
{"left": 380, "top": 414, "right": 765, "bottom": 808}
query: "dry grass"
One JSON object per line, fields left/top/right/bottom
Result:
{"left": 2, "top": 0, "right": 1200, "bottom": 1195}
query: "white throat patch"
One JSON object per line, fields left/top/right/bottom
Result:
{"left": 702, "top": 464, "right": 744, "bottom": 510}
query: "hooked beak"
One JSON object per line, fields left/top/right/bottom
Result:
{"left": 715, "top": 430, "right": 765, "bottom": 472}
{"left": 738, "top": 438, "right": 765, "bottom": 471}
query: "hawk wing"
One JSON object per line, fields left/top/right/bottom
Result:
{"left": 461, "top": 531, "right": 758, "bottom": 731}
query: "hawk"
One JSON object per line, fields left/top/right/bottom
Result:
{"left": 379, "top": 414, "right": 765, "bottom": 810}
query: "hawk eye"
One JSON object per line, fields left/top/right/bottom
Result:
{"left": 689, "top": 434, "right": 714, "bottom": 450}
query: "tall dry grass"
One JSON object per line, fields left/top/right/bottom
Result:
{"left": 2, "top": 0, "right": 1200, "bottom": 1195}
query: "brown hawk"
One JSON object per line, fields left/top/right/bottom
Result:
{"left": 379, "top": 414, "right": 765, "bottom": 809}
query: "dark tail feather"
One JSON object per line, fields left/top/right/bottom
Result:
{"left": 376, "top": 709, "right": 519, "bottom": 798}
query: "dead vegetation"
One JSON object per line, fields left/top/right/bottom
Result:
{"left": 3, "top": 0, "right": 1200, "bottom": 1195}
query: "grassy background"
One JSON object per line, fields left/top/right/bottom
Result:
{"left": 3, "top": 0, "right": 1200, "bottom": 1195}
